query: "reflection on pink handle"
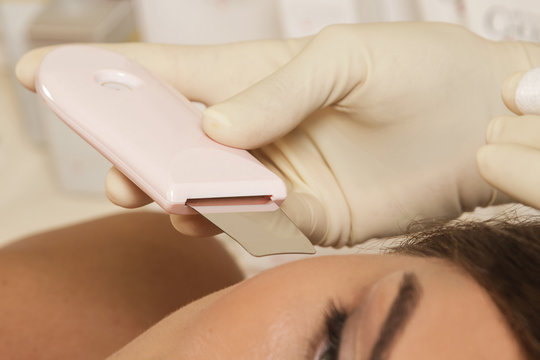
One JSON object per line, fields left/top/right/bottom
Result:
{"left": 36, "top": 45, "right": 286, "bottom": 214}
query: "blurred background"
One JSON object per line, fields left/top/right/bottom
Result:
{"left": 0, "top": 0, "right": 539, "bottom": 272}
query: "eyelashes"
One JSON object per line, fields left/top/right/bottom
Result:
{"left": 311, "top": 301, "right": 348, "bottom": 360}
{"left": 325, "top": 303, "right": 348, "bottom": 356}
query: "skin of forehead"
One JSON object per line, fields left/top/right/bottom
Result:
{"left": 383, "top": 267, "right": 523, "bottom": 360}
{"left": 108, "top": 255, "right": 518, "bottom": 360}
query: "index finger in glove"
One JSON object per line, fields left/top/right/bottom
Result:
{"left": 502, "top": 69, "right": 540, "bottom": 115}
{"left": 477, "top": 144, "right": 540, "bottom": 209}
{"left": 487, "top": 115, "right": 540, "bottom": 149}
{"left": 202, "top": 24, "right": 368, "bottom": 149}
{"left": 105, "top": 167, "right": 153, "bottom": 208}
{"left": 16, "top": 40, "right": 310, "bottom": 105}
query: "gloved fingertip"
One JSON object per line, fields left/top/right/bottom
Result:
{"left": 105, "top": 167, "right": 152, "bottom": 208}
{"left": 170, "top": 214, "right": 222, "bottom": 237}
{"left": 202, "top": 108, "right": 232, "bottom": 141}
{"left": 15, "top": 46, "right": 54, "bottom": 92}
{"left": 15, "top": 54, "right": 37, "bottom": 92}
{"left": 485, "top": 116, "right": 505, "bottom": 144}
{"left": 202, "top": 106, "right": 269, "bottom": 149}
{"left": 203, "top": 108, "right": 232, "bottom": 128}
{"left": 502, "top": 72, "right": 526, "bottom": 115}
{"left": 476, "top": 145, "right": 498, "bottom": 180}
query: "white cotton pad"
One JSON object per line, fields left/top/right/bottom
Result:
{"left": 516, "top": 68, "right": 540, "bottom": 115}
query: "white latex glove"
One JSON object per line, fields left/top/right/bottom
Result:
{"left": 477, "top": 68, "right": 540, "bottom": 208}
{"left": 17, "top": 23, "right": 540, "bottom": 247}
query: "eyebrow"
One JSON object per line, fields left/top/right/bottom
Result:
{"left": 368, "top": 272, "right": 422, "bottom": 360}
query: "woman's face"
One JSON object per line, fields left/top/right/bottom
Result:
{"left": 109, "top": 254, "right": 522, "bottom": 360}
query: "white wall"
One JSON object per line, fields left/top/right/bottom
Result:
{"left": 465, "top": 0, "right": 540, "bottom": 41}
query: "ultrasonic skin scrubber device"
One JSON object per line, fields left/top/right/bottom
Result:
{"left": 36, "top": 45, "right": 315, "bottom": 257}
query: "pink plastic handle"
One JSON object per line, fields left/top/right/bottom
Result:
{"left": 36, "top": 45, "right": 286, "bottom": 214}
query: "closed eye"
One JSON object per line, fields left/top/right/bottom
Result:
{"left": 308, "top": 301, "right": 348, "bottom": 360}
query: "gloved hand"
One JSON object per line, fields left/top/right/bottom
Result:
{"left": 477, "top": 68, "right": 540, "bottom": 209}
{"left": 17, "top": 23, "right": 540, "bottom": 247}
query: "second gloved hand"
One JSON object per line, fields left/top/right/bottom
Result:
{"left": 477, "top": 68, "right": 540, "bottom": 208}
{"left": 17, "top": 23, "right": 540, "bottom": 247}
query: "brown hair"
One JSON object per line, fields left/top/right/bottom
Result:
{"left": 392, "top": 217, "right": 540, "bottom": 359}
